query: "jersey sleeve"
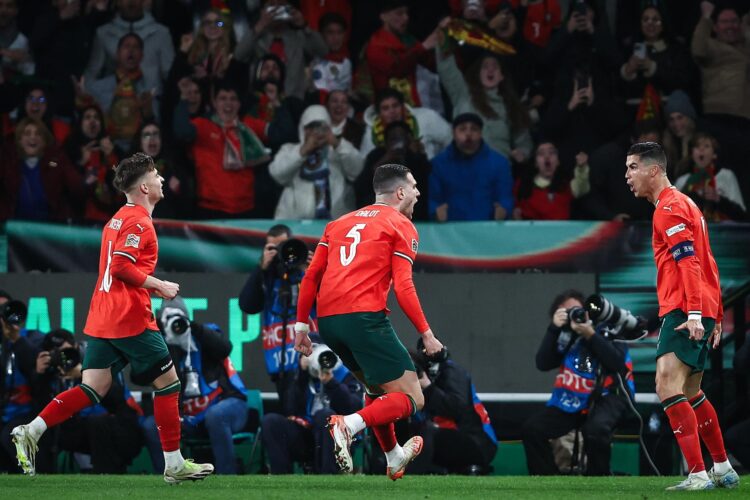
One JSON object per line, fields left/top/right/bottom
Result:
{"left": 654, "top": 206, "right": 703, "bottom": 319}
{"left": 296, "top": 227, "right": 330, "bottom": 324}
{"left": 392, "top": 218, "right": 419, "bottom": 266}
{"left": 112, "top": 218, "right": 155, "bottom": 265}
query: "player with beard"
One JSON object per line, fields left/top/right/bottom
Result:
{"left": 294, "top": 163, "right": 443, "bottom": 480}
{"left": 12, "top": 153, "right": 214, "bottom": 484}
{"left": 625, "top": 142, "right": 739, "bottom": 490}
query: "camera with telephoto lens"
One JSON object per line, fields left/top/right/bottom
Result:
{"left": 307, "top": 343, "right": 339, "bottom": 379}
{"left": 584, "top": 294, "right": 648, "bottom": 341}
{"left": 164, "top": 313, "right": 190, "bottom": 337}
{"left": 0, "top": 300, "right": 27, "bottom": 327}
{"left": 273, "top": 238, "right": 309, "bottom": 276}
{"left": 43, "top": 329, "right": 82, "bottom": 375}
{"left": 567, "top": 306, "right": 588, "bottom": 325}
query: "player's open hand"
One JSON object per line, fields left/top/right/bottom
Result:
{"left": 676, "top": 318, "right": 704, "bottom": 342}
{"left": 707, "top": 322, "right": 722, "bottom": 349}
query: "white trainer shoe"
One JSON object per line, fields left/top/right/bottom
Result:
{"left": 11, "top": 424, "right": 38, "bottom": 476}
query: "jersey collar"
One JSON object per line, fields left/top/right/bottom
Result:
{"left": 654, "top": 185, "right": 676, "bottom": 208}
{"left": 125, "top": 202, "right": 151, "bottom": 219}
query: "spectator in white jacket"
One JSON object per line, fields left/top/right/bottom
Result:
{"left": 360, "top": 88, "right": 451, "bottom": 160}
{"left": 270, "top": 104, "right": 364, "bottom": 219}
{"left": 84, "top": 0, "right": 174, "bottom": 85}
{"left": 0, "top": 0, "right": 34, "bottom": 76}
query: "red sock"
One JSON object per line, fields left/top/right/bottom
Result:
{"left": 690, "top": 391, "right": 728, "bottom": 463}
{"left": 364, "top": 394, "right": 398, "bottom": 452}
{"left": 663, "top": 394, "right": 705, "bottom": 473}
{"left": 356, "top": 392, "right": 413, "bottom": 428}
{"left": 39, "top": 386, "right": 94, "bottom": 428}
{"left": 154, "top": 390, "right": 181, "bottom": 452}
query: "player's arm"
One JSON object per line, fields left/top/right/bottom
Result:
{"left": 657, "top": 211, "right": 703, "bottom": 340}
{"left": 294, "top": 235, "right": 329, "bottom": 356}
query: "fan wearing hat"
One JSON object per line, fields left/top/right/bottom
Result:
{"left": 429, "top": 112, "right": 513, "bottom": 221}
{"left": 365, "top": 1, "right": 441, "bottom": 107}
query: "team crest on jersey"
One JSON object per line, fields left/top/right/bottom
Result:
{"left": 109, "top": 218, "right": 123, "bottom": 230}
{"left": 125, "top": 234, "right": 141, "bottom": 248}
{"left": 412, "top": 239, "right": 418, "bottom": 253}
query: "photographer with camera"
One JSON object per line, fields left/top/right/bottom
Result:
{"left": 261, "top": 341, "right": 363, "bottom": 474}
{"left": 521, "top": 289, "right": 638, "bottom": 476}
{"left": 140, "top": 296, "right": 249, "bottom": 475}
{"left": 239, "top": 224, "right": 317, "bottom": 399}
{"left": 29, "top": 329, "right": 144, "bottom": 473}
{"left": 0, "top": 295, "right": 47, "bottom": 472}
{"left": 406, "top": 340, "right": 497, "bottom": 475}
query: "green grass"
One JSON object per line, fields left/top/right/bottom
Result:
{"left": 0, "top": 475, "right": 746, "bottom": 499}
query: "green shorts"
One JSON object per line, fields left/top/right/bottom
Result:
{"left": 317, "top": 311, "right": 415, "bottom": 387}
{"left": 82, "top": 329, "right": 172, "bottom": 382}
{"left": 656, "top": 309, "right": 716, "bottom": 373}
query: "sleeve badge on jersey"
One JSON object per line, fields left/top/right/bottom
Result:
{"left": 412, "top": 239, "right": 418, "bottom": 253}
{"left": 125, "top": 234, "right": 141, "bottom": 248}
{"left": 666, "top": 223, "right": 686, "bottom": 237}
{"left": 108, "top": 218, "right": 122, "bottom": 231}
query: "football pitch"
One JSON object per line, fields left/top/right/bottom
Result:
{"left": 0, "top": 474, "right": 746, "bottom": 499}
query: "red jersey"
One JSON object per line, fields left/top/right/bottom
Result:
{"left": 652, "top": 187, "right": 723, "bottom": 322}
{"left": 297, "top": 203, "right": 429, "bottom": 333}
{"left": 84, "top": 203, "right": 159, "bottom": 338}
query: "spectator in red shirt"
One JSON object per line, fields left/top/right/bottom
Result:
{"left": 513, "top": 142, "right": 590, "bottom": 220}
{"left": 365, "top": 0, "right": 440, "bottom": 107}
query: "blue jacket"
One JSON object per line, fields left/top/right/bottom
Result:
{"left": 429, "top": 141, "right": 513, "bottom": 221}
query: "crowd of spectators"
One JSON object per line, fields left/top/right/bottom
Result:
{"left": 1, "top": 0, "right": 749, "bottom": 224}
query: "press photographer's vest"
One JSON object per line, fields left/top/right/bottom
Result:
{"left": 431, "top": 382, "right": 498, "bottom": 445}
{"left": 261, "top": 271, "right": 318, "bottom": 376}
{"left": 1, "top": 330, "right": 34, "bottom": 423}
{"left": 301, "top": 364, "right": 350, "bottom": 424}
{"left": 180, "top": 339, "right": 247, "bottom": 424}
{"left": 548, "top": 330, "right": 635, "bottom": 414}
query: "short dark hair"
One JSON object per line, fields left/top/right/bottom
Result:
{"left": 548, "top": 289, "right": 585, "bottom": 318}
{"left": 117, "top": 32, "right": 144, "bottom": 51}
{"left": 319, "top": 12, "right": 347, "bottom": 31}
{"left": 267, "top": 224, "right": 292, "bottom": 238}
{"left": 213, "top": 78, "right": 241, "bottom": 100}
{"left": 626, "top": 142, "right": 667, "bottom": 172}
{"left": 113, "top": 152, "right": 155, "bottom": 193}
{"left": 384, "top": 120, "right": 412, "bottom": 138}
{"left": 373, "top": 164, "right": 412, "bottom": 194}
{"left": 375, "top": 88, "right": 405, "bottom": 110}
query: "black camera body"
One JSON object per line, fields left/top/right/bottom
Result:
{"left": 0, "top": 300, "right": 27, "bottom": 327}
{"left": 567, "top": 306, "right": 587, "bottom": 325}
{"left": 48, "top": 347, "right": 82, "bottom": 375}
{"left": 273, "top": 238, "right": 309, "bottom": 276}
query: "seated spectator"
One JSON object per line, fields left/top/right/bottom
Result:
{"left": 619, "top": 5, "right": 696, "bottom": 103}
{"left": 361, "top": 88, "right": 451, "bottom": 160}
{"left": 691, "top": 2, "right": 750, "bottom": 203}
{"left": 365, "top": 0, "right": 439, "bottom": 106}
{"left": 78, "top": 33, "right": 160, "bottom": 154}
{"left": 357, "top": 121, "right": 431, "bottom": 220}
{"left": 674, "top": 132, "right": 746, "bottom": 221}
{"left": 436, "top": 18, "right": 532, "bottom": 161}
{"left": 0, "top": 117, "right": 83, "bottom": 222}
{"left": 173, "top": 80, "right": 270, "bottom": 219}
{"left": 32, "top": 329, "right": 144, "bottom": 474}
{"left": 521, "top": 289, "right": 636, "bottom": 476}
{"left": 661, "top": 90, "right": 697, "bottom": 180}
{"left": 131, "top": 120, "right": 194, "bottom": 219}
{"left": 310, "top": 12, "right": 352, "bottom": 93}
{"left": 326, "top": 89, "right": 364, "bottom": 149}
{"left": 581, "top": 119, "right": 658, "bottom": 221}
{"left": 14, "top": 84, "right": 71, "bottom": 146}
{"left": 234, "top": 0, "right": 327, "bottom": 99}
{"left": 429, "top": 113, "right": 513, "bottom": 221}
{"left": 261, "top": 342, "right": 362, "bottom": 474}
{"left": 407, "top": 342, "right": 497, "bottom": 475}
{"left": 63, "top": 104, "right": 122, "bottom": 224}
{"left": 299, "top": 0, "right": 352, "bottom": 35}
{"left": 0, "top": 0, "right": 34, "bottom": 77}
{"left": 270, "top": 104, "right": 364, "bottom": 219}
{"left": 170, "top": 8, "right": 247, "bottom": 90}
{"left": 141, "top": 297, "right": 249, "bottom": 475}
{"left": 85, "top": 0, "right": 174, "bottom": 85}
{"left": 513, "top": 142, "right": 589, "bottom": 220}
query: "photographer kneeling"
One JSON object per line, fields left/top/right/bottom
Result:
{"left": 261, "top": 342, "right": 362, "bottom": 474}
{"left": 522, "top": 289, "right": 638, "bottom": 476}
{"left": 141, "top": 297, "right": 249, "bottom": 475}
{"left": 406, "top": 340, "right": 498, "bottom": 475}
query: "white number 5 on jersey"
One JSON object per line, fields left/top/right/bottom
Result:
{"left": 340, "top": 224, "right": 366, "bottom": 266}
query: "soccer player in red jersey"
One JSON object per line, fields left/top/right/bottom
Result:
{"left": 294, "top": 163, "right": 444, "bottom": 479}
{"left": 626, "top": 142, "right": 739, "bottom": 490}
{"left": 12, "top": 153, "right": 214, "bottom": 483}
